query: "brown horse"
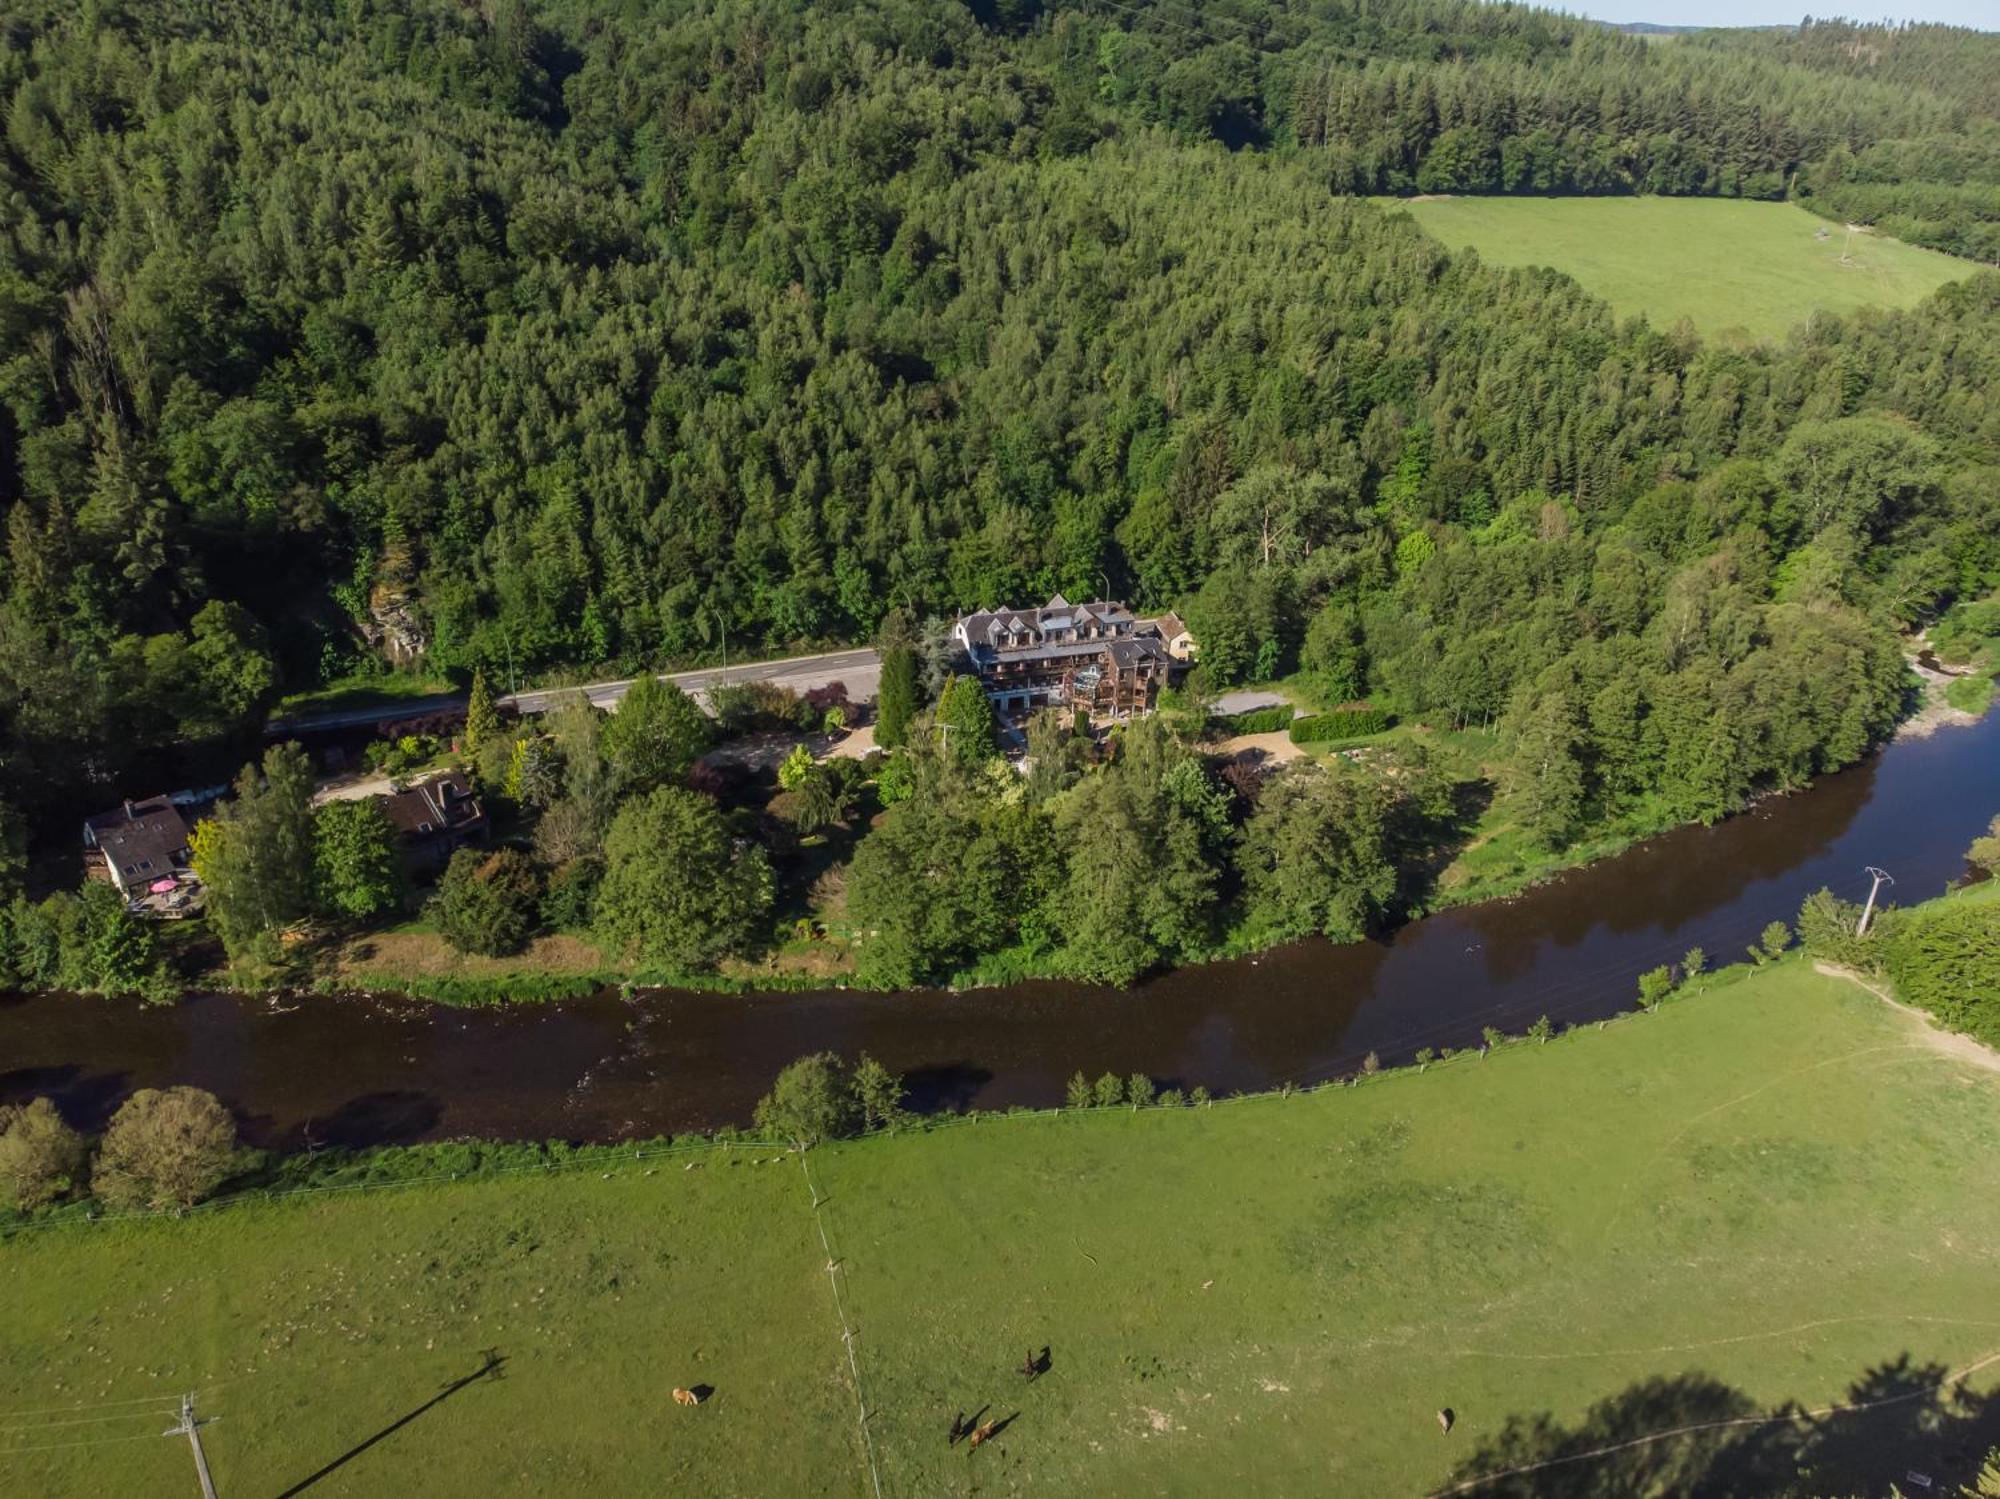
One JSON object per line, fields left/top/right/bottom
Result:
{"left": 967, "top": 1419, "right": 999, "bottom": 1451}
{"left": 673, "top": 1388, "right": 703, "bottom": 1408}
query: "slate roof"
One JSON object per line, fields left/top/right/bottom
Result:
{"left": 84, "top": 797, "right": 194, "bottom": 889}
{"left": 380, "top": 771, "right": 484, "bottom": 840}
{"left": 955, "top": 596, "right": 1140, "bottom": 657}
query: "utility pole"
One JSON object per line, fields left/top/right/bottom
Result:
{"left": 1857, "top": 866, "right": 1894, "bottom": 938}
{"left": 163, "top": 1392, "right": 219, "bottom": 1499}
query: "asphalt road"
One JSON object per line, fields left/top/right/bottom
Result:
{"left": 501, "top": 646, "right": 882, "bottom": 716}
{"left": 268, "top": 647, "right": 884, "bottom": 734}
{"left": 266, "top": 693, "right": 469, "bottom": 735}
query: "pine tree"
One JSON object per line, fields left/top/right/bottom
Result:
{"left": 876, "top": 645, "right": 919, "bottom": 749}
{"left": 465, "top": 669, "right": 498, "bottom": 760}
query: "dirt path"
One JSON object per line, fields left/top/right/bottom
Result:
{"left": 1212, "top": 730, "right": 1304, "bottom": 765}
{"left": 1813, "top": 961, "right": 2000, "bottom": 1074}
{"left": 311, "top": 771, "right": 399, "bottom": 806}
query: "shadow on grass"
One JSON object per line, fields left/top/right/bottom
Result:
{"left": 273, "top": 1350, "right": 506, "bottom": 1497}
{"left": 1443, "top": 1351, "right": 2000, "bottom": 1497}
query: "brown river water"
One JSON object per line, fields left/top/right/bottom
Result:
{"left": 3, "top": 713, "right": 1995, "bottom": 1149}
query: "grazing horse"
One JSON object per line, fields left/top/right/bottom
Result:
{"left": 948, "top": 1411, "right": 966, "bottom": 1445}
{"left": 968, "top": 1419, "right": 1000, "bottom": 1451}
{"left": 673, "top": 1388, "right": 702, "bottom": 1408}
{"left": 1437, "top": 1408, "right": 1454, "bottom": 1434}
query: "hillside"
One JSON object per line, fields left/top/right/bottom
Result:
{"left": 0, "top": 2, "right": 1992, "bottom": 811}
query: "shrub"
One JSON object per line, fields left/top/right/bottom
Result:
{"left": 1157, "top": 1088, "right": 1184, "bottom": 1108}
{"left": 1637, "top": 964, "right": 1675, "bottom": 1010}
{"left": 1750, "top": 920, "right": 1792, "bottom": 965}
{"left": 1361, "top": 1049, "right": 1382, "bottom": 1073}
{"left": 1481, "top": 1025, "right": 1504, "bottom": 1052}
{"left": 432, "top": 847, "right": 541, "bottom": 957}
{"left": 1967, "top": 815, "right": 2000, "bottom": 877}
{"left": 1679, "top": 947, "right": 1706, "bottom": 982}
{"left": 0, "top": 1098, "right": 88, "bottom": 1211}
{"left": 1065, "top": 1071, "right": 1091, "bottom": 1109}
{"left": 1126, "top": 1073, "right": 1156, "bottom": 1107}
{"left": 539, "top": 855, "right": 603, "bottom": 930}
{"left": 1885, "top": 901, "right": 2000, "bottom": 1045}
{"left": 364, "top": 733, "right": 438, "bottom": 775}
{"left": 1213, "top": 704, "right": 1294, "bottom": 736}
{"left": 778, "top": 744, "right": 816, "bottom": 793}
{"left": 92, "top": 1087, "right": 239, "bottom": 1211}
{"left": 1794, "top": 888, "right": 1889, "bottom": 969}
{"left": 1092, "top": 1071, "right": 1124, "bottom": 1107}
{"left": 710, "top": 680, "right": 808, "bottom": 737}
{"left": 1289, "top": 707, "right": 1393, "bottom": 745}
{"left": 754, "top": 1053, "right": 859, "bottom": 1147}
{"left": 1945, "top": 673, "right": 1994, "bottom": 716}
{"left": 852, "top": 1054, "right": 908, "bottom": 1131}
{"left": 1527, "top": 1015, "right": 1553, "bottom": 1045}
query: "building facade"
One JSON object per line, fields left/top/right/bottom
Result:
{"left": 951, "top": 596, "right": 1181, "bottom": 720}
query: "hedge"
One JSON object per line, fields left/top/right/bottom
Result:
{"left": 1213, "top": 704, "right": 1296, "bottom": 736}
{"left": 1289, "top": 708, "right": 1393, "bottom": 744}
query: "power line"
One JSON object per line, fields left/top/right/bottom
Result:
{"left": 0, "top": 1408, "right": 181, "bottom": 1435}
{"left": 0, "top": 1428, "right": 180, "bottom": 1459}
{"left": 0, "top": 1388, "right": 224, "bottom": 1420}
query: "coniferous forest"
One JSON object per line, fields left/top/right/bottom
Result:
{"left": 0, "top": 0, "right": 1997, "bottom": 988}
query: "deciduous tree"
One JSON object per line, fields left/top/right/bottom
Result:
{"left": 596, "top": 788, "right": 773, "bottom": 968}
{"left": 754, "top": 1053, "right": 858, "bottom": 1148}
{"left": 312, "top": 799, "right": 403, "bottom": 920}
{"left": 0, "top": 1098, "right": 87, "bottom": 1210}
{"left": 92, "top": 1087, "right": 239, "bottom": 1211}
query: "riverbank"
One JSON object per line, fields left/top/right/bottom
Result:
{"left": 5, "top": 705, "right": 1995, "bottom": 1143}
{"left": 237, "top": 702, "right": 1990, "bottom": 1008}
{"left": 6, "top": 958, "right": 1998, "bottom": 1495}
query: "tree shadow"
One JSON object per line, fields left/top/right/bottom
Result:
{"left": 900, "top": 1061, "right": 994, "bottom": 1115}
{"left": 1445, "top": 1352, "right": 1999, "bottom": 1497}
{"left": 1391, "top": 777, "right": 1496, "bottom": 916}
{"left": 0, "top": 1065, "right": 133, "bottom": 1132}
{"left": 310, "top": 1090, "right": 444, "bottom": 1148}
{"left": 273, "top": 1351, "right": 506, "bottom": 1498}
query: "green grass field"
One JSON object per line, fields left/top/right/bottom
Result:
{"left": 4, "top": 960, "right": 1999, "bottom": 1495}
{"left": 1383, "top": 197, "right": 1973, "bottom": 342}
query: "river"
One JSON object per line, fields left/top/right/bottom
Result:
{"left": 3, "top": 713, "right": 1995, "bottom": 1148}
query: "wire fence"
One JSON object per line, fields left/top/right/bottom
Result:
{"left": 800, "top": 1153, "right": 886, "bottom": 1499}
{"left": 0, "top": 1137, "right": 792, "bottom": 1238}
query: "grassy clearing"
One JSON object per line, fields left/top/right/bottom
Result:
{"left": 1382, "top": 197, "right": 1971, "bottom": 342}
{"left": 6, "top": 960, "right": 2000, "bottom": 1494}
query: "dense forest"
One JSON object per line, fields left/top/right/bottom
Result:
{"left": 0, "top": 0, "right": 1996, "bottom": 883}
